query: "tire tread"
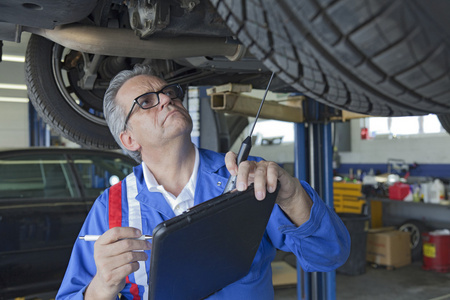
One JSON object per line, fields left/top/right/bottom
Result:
{"left": 212, "top": 0, "right": 450, "bottom": 116}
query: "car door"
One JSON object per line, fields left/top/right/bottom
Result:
{"left": 68, "top": 151, "right": 136, "bottom": 205}
{"left": 0, "top": 150, "right": 86, "bottom": 299}
{"left": 0, "top": 149, "right": 137, "bottom": 299}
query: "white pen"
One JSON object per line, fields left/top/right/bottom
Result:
{"left": 79, "top": 235, "right": 152, "bottom": 241}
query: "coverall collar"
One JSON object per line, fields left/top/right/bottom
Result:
{"left": 134, "top": 148, "right": 229, "bottom": 218}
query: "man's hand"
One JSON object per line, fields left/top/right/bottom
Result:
{"left": 225, "top": 151, "right": 313, "bottom": 226}
{"left": 85, "top": 227, "right": 151, "bottom": 300}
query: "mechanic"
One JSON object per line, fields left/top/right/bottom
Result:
{"left": 56, "top": 64, "right": 350, "bottom": 300}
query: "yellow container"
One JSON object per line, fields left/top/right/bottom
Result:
{"left": 333, "top": 182, "right": 365, "bottom": 214}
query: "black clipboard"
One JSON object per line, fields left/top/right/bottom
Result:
{"left": 148, "top": 182, "right": 279, "bottom": 300}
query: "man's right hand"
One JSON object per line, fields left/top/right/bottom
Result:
{"left": 84, "top": 227, "right": 152, "bottom": 300}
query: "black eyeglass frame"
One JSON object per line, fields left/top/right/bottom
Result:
{"left": 122, "top": 83, "right": 184, "bottom": 131}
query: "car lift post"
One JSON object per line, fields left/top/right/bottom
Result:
{"left": 208, "top": 86, "right": 339, "bottom": 299}
{"left": 28, "top": 102, "right": 50, "bottom": 146}
{"left": 295, "top": 99, "right": 336, "bottom": 300}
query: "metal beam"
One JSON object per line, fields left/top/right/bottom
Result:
{"left": 210, "top": 92, "right": 304, "bottom": 123}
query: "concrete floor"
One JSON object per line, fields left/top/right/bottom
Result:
{"left": 274, "top": 260, "right": 450, "bottom": 300}
{"left": 21, "top": 256, "right": 450, "bottom": 300}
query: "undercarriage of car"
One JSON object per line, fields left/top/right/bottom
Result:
{"left": 1, "top": 0, "right": 450, "bottom": 148}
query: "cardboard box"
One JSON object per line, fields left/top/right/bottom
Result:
{"left": 366, "top": 227, "right": 411, "bottom": 268}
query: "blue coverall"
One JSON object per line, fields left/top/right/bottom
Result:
{"left": 56, "top": 148, "right": 350, "bottom": 299}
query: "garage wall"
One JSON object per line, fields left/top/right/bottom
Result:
{"left": 336, "top": 119, "right": 450, "bottom": 178}
{"left": 0, "top": 35, "right": 30, "bottom": 148}
{"left": 340, "top": 119, "right": 450, "bottom": 164}
{"left": 0, "top": 102, "right": 29, "bottom": 147}
{"left": 245, "top": 117, "right": 450, "bottom": 178}
{"left": 239, "top": 117, "right": 450, "bottom": 166}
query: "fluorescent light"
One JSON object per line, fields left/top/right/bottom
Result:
{"left": 1, "top": 55, "right": 26, "bottom": 62}
{"left": 0, "top": 83, "right": 27, "bottom": 90}
{"left": 0, "top": 96, "right": 29, "bottom": 103}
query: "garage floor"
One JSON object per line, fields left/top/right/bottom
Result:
{"left": 274, "top": 259, "right": 450, "bottom": 300}
{"left": 23, "top": 256, "right": 450, "bottom": 300}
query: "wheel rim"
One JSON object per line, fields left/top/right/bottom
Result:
{"left": 399, "top": 223, "right": 420, "bottom": 248}
{"left": 51, "top": 44, "right": 107, "bottom": 126}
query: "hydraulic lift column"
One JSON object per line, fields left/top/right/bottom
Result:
{"left": 295, "top": 98, "right": 336, "bottom": 300}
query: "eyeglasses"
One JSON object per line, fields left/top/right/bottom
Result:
{"left": 123, "top": 83, "right": 184, "bottom": 131}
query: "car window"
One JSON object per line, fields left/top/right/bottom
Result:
{"left": 70, "top": 153, "right": 135, "bottom": 197}
{"left": 0, "top": 153, "right": 78, "bottom": 199}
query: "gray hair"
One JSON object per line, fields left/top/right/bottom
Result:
{"left": 103, "top": 64, "right": 156, "bottom": 163}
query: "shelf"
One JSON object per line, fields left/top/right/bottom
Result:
{"left": 367, "top": 197, "right": 450, "bottom": 209}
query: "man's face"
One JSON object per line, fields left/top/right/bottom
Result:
{"left": 117, "top": 75, "right": 193, "bottom": 151}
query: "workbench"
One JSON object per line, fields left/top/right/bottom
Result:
{"left": 366, "top": 197, "right": 450, "bottom": 229}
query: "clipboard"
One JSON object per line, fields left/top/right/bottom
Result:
{"left": 148, "top": 182, "right": 279, "bottom": 300}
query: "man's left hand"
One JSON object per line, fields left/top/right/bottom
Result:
{"left": 225, "top": 151, "right": 312, "bottom": 226}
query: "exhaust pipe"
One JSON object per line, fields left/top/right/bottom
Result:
{"left": 25, "top": 24, "right": 244, "bottom": 60}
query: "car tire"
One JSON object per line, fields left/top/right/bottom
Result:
{"left": 398, "top": 219, "right": 428, "bottom": 262}
{"left": 437, "top": 114, "right": 450, "bottom": 135}
{"left": 25, "top": 34, "right": 119, "bottom": 149}
{"left": 210, "top": 0, "right": 450, "bottom": 117}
